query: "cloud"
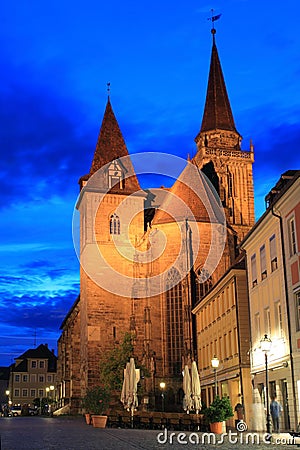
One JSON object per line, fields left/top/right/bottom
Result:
{"left": 0, "top": 290, "right": 77, "bottom": 330}
{"left": 0, "top": 58, "right": 95, "bottom": 208}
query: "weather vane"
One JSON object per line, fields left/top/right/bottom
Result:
{"left": 107, "top": 82, "right": 111, "bottom": 96}
{"left": 208, "top": 9, "right": 222, "bottom": 33}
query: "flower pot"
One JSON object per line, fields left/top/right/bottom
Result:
{"left": 92, "top": 415, "right": 108, "bottom": 428}
{"left": 209, "top": 421, "right": 223, "bottom": 434}
{"left": 85, "top": 413, "right": 92, "bottom": 425}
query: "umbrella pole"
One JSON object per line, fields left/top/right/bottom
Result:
{"left": 131, "top": 406, "right": 134, "bottom": 429}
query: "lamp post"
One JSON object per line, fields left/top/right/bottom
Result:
{"left": 5, "top": 390, "right": 10, "bottom": 417}
{"left": 260, "top": 334, "right": 272, "bottom": 438}
{"left": 46, "top": 387, "right": 50, "bottom": 415}
{"left": 211, "top": 355, "right": 219, "bottom": 398}
{"left": 159, "top": 382, "right": 166, "bottom": 412}
{"left": 49, "top": 385, "right": 55, "bottom": 414}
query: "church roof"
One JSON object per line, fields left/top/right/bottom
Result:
{"left": 153, "top": 162, "right": 222, "bottom": 225}
{"left": 87, "top": 97, "right": 140, "bottom": 193}
{"left": 200, "top": 30, "right": 237, "bottom": 134}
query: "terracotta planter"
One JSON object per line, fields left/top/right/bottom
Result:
{"left": 209, "top": 421, "right": 223, "bottom": 434}
{"left": 85, "top": 413, "right": 92, "bottom": 425}
{"left": 92, "top": 415, "right": 108, "bottom": 428}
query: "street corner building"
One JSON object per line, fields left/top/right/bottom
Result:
{"left": 57, "top": 27, "right": 257, "bottom": 417}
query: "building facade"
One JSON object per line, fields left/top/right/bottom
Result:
{"left": 241, "top": 171, "right": 300, "bottom": 431}
{"left": 8, "top": 344, "right": 57, "bottom": 408}
{"left": 192, "top": 257, "right": 252, "bottom": 428}
{"left": 57, "top": 28, "right": 255, "bottom": 412}
{"left": 57, "top": 296, "right": 81, "bottom": 413}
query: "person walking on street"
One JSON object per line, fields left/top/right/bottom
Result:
{"left": 270, "top": 395, "right": 282, "bottom": 433}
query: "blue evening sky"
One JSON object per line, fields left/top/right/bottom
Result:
{"left": 1, "top": 0, "right": 300, "bottom": 365}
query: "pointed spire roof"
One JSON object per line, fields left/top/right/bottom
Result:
{"left": 90, "top": 97, "right": 131, "bottom": 173}
{"left": 86, "top": 97, "right": 140, "bottom": 193}
{"left": 200, "top": 30, "right": 237, "bottom": 134}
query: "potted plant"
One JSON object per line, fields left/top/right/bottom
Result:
{"left": 81, "top": 385, "right": 111, "bottom": 428}
{"left": 204, "top": 396, "right": 233, "bottom": 433}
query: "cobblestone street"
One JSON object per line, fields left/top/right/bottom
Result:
{"left": 0, "top": 417, "right": 299, "bottom": 450}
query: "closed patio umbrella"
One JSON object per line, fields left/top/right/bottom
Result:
{"left": 191, "top": 361, "right": 202, "bottom": 414}
{"left": 183, "top": 365, "right": 193, "bottom": 413}
{"left": 121, "top": 357, "right": 140, "bottom": 427}
{"left": 120, "top": 361, "right": 130, "bottom": 407}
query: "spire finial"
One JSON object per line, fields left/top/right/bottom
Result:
{"left": 107, "top": 82, "right": 111, "bottom": 98}
{"left": 208, "top": 9, "right": 222, "bottom": 40}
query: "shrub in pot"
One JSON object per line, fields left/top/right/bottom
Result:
{"left": 81, "top": 385, "right": 111, "bottom": 427}
{"left": 204, "top": 396, "right": 233, "bottom": 433}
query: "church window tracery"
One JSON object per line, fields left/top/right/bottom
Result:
{"left": 165, "top": 268, "right": 184, "bottom": 375}
{"left": 196, "top": 267, "right": 213, "bottom": 300}
{"left": 109, "top": 213, "right": 120, "bottom": 235}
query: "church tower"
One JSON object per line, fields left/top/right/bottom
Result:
{"left": 193, "top": 28, "right": 255, "bottom": 243}
{"left": 77, "top": 96, "right": 147, "bottom": 391}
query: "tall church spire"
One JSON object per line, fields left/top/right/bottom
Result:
{"left": 90, "top": 97, "right": 132, "bottom": 175}
{"left": 193, "top": 28, "right": 255, "bottom": 243}
{"left": 200, "top": 29, "right": 238, "bottom": 134}
{"left": 79, "top": 96, "right": 140, "bottom": 193}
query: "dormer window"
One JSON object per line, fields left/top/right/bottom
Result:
{"left": 110, "top": 214, "right": 120, "bottom": 235}
{"left": 108, "top": 160, "right": 124, "bottom": 189}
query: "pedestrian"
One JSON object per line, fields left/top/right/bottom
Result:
{"left": 270, "top": 395, "right": 282, "bottom": 433}
{"left": 235, "top": 403, "right": 244, "bottom": 420}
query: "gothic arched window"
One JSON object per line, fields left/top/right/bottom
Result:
{"left": 166, "top": 268, "right": 184, "bottom": 375}
{"left": 109, "top": 213, "right": 120, "bottom": 235}
{"left": 196, "top": 267, "right": 213, "bottom": 301}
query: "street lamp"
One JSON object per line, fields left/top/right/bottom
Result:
{"left": 49, "top": 385, "right": 55, "bottom": 398}
{"left": 211, "top": 355, "right": 219, "bottom": 398}
{"left": 159, "top": 382, "right": 166, "bottom": 412}
{"left": 260, "top": 334, "right": 272, "bottom": 438}
{"left": 5, "top": 389, "right": 10, "bottom": 405}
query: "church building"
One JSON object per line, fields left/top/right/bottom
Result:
{"left": 57, "top": 27, "right": 255, "bottom": 413}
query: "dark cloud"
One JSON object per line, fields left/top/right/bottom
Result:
{"left": 22, "top": 260, "right": 52, "bottom": 269}
{"left": 21, "top": 260, "right": 70, "bottom": 280}
{"left": 0, "top": 59, "right": 95, "bottom": 208}
{"left": 0, "top": 290, "right": 77, "bottom": 331}
{"left": 0, "top": 275, "right": 29, "bottom": 287}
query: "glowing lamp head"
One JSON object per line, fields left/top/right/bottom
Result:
{"left": 211, "top": 355, "right": 219, "bottom": 369}
{"left": 260, "top": 334, "right": 272, "bottom": 353}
